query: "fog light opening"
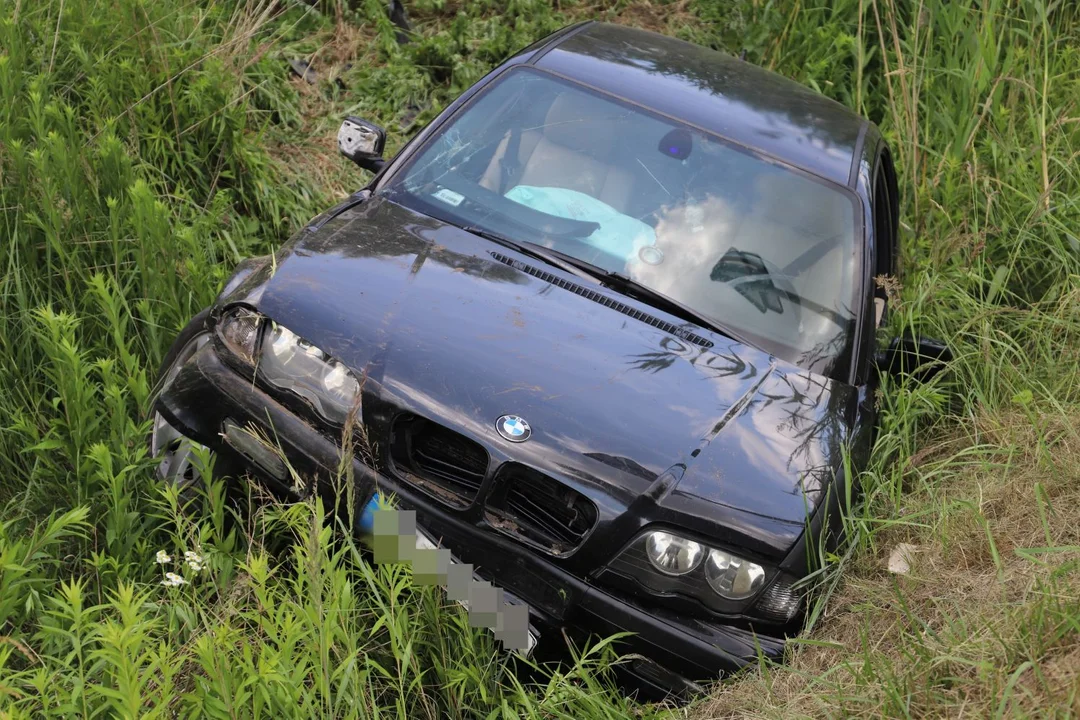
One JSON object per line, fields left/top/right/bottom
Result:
{"left": 628, "top": 657, "right": 705, "bottom": 697}
{"left": 222, "top": 419, "right": 287, "bottom": 481}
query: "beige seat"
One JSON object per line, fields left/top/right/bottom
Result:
{"left": 480, "top": 93, "right": 634, "bottom": 212}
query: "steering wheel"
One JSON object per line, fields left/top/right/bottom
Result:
{"left": 722, "top": 271, "right": 799, "bottom": 314}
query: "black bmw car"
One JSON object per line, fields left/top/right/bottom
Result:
{"left": 151, "top": 21, "right": 942, "bottom": 696}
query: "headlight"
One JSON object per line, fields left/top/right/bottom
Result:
{"left": 704, "top": 548, "right": 765, "bottom": 599}
{"left": 604, "top": 529, "right": 797, "bottom": 621}
{"left": 215, "top": 308, "right": 362, "bottom": 425}
{"left": 646, "top": 531, "right": 703, "bottom": 576}
{"left": 260, "top": 323, "right": 361, "bottom": 425}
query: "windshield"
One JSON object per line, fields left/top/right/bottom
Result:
{"left": 384, "top": 67, "right": 860, "bottom": 378}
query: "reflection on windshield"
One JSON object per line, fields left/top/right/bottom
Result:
{"left": 386, "top": 66, "right": 860, "bottom": 378}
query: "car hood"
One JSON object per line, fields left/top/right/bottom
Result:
{"left": 241, "top": 195, "right": 856, "bottom": 558}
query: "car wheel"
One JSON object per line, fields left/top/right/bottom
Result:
{"left": 150, "top": 309, "right": 213, "bottom": 498}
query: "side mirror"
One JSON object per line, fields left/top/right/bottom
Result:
{"left": 338, "top": 116, "right": 387, "bottom": 173}
{"left": 876, "top": 335, "right": 952, "bottom": 382}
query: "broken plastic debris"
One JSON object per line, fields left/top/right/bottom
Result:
{"left": 887, "top": 542, "right": 918, "bottom": 574}
{"left": 287, "top": 58, "right": 317, "bottom": 84}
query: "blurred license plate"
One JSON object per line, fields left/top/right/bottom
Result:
{"left": 415, "top": 526, "right": 538, "bottom": 656}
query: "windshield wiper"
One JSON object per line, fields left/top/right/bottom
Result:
{"left": 532, "top": 247, "right": 755, "bottom": 347}
{"left": 603, "top": 272, "right": 755, "bottom": 346}
{"left": 465, "top": 223, "right": 751, "bottom": 345}
{"left": 461, "top": 226, "right": 602, "bottom": 285}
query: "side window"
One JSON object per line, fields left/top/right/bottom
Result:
{"left": 874, "top": 148, "right": 899, "bottom": 277}
{"left": 871, "top": 149, "right": 898, "bottom": 330}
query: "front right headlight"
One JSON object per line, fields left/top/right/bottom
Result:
{"left": 259, "top": 323, "right": 361, "bottom": 425}
{"left": 215, "top": 308, "right": 362, "bottom": 425}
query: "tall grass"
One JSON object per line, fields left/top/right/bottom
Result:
{"left": 0, "top": 0, "right": 1077, "bottom": 716}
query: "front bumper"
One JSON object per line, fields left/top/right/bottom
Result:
{"left": 156, "top": 343, "right": 787, "bottom": 691}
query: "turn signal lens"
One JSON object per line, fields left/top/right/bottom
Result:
{"left": 645, "top": 531, "right": 703, "bottom": 576}
{"left": 756, "top": 576, "right": 802, "bottom": 621}
{"left": 219, "top": 308, "right": 262, "bottom": 364}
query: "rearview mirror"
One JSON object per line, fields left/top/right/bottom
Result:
{"left": 338, "top": 116, "right": 387, "bottom": 173}
{"left": 876, "top": 335, "right": 952, "bottom": 381}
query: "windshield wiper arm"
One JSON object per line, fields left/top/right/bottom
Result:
{"left": 532, "top": 247, "right": 754, "bottom": 346}
{"left": 603, "top": 272, "right": 754, "bottom": 345}
{"left": 461, "top": 226, "right": 602, "bottom": 285}
{"left": 466, "top": 229, "right": 750, "bottom": 345}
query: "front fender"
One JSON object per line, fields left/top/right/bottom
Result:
{"left": 216, "top": 255, "right": 271, "bottom": 303}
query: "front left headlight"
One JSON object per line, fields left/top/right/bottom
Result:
{"left": 216, "top": 308, "right": 362, "bottom": 425}
{"left": 645, "top": 531, "right": 704, "bottom": 576}
{"left": 604, "top": 528, "right": 798, "bottom": 621}
{"left": 704, "top": 548, "right": 766, "bottom": 600}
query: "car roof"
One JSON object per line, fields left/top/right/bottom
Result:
{"left": 522, "top": 22, "right": 868, "bottom": 189}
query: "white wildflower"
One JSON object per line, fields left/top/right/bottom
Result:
{"left": 160, "top": 572, "right": 188, "bottom": 587}
{"left": 155, "top": 550, "right": 172, "bottom": 564}
{"left": 184, "top": 551, "right": 204, "bottom": 572}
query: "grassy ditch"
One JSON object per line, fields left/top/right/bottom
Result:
{"left": 0, "top": 0, "right": 1077, "bottom": 717}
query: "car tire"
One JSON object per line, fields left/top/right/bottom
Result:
{"left": 149, "top": 308, "right": 237, "bottom": 505}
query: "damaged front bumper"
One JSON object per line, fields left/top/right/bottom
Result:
{"left": 155, "top": 342, "right": 787, "bottom": 695}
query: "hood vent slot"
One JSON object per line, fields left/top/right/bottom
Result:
{"left": 489, "top": 252, "right": 714, "bottom": 348}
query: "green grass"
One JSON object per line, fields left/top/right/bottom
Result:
{"left": 0, "top": 0, "right": 1078, "bottom": 717}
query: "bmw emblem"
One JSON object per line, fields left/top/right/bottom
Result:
{"left": 496, "top": 415, "right": 531, "bottom": 442}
